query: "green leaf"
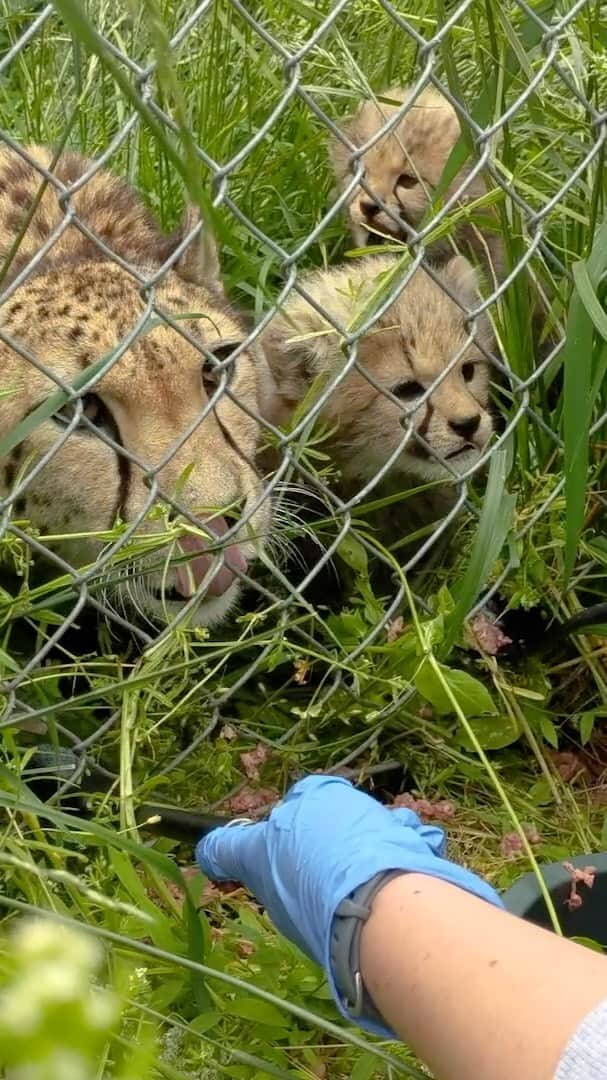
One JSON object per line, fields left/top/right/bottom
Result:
{"left": 108, "top": 849, "right": 184, "bottom": 955}
{"left": 336, "top": 532, "right": 368, "bottom": 574}
{"left": 539, "top": 714, "right": 559, "bottom": 750}
{"left": 0, "top": 784, "right": 182, "bottom": 885}
{"left": 563, "top": 219, "right": 607, "bottom": 580}
{"left": 414, "top": 659, "right": 497, "bottom": 717}
{"left": 436, "top": 586, "right": 455, "bottom": 616}
{"left": 580, "top": 711, "right": 597, "bottom": 746}
{"left": 429, "top": 73, "right": 497, "bottom": 212}
{"left": 570, "top": 936, "right": 605, "bottom": 954}
{"left": 519, "top": 0, "right": 558, "bottom": 49}
{"left": 148, "top": 976, "right": 186, "bottom": 1011}
{"left": 418, "top": 614, "right": 444, "bottom": 652}
{"left": 190, "top": 1012, "right": 222, "bottom": 1034}
{"left": 430, "top": 129, "right": 472, "bottom": 206}
{"left": 529, "top": 778, "right": 556, "bottom": 806}
{"left": 351, "top": 1052, "right": 384, "bottom": 1080}
{"left": 326, "top": 611, "right": 366, "bottom": 647}
{"left": 0, "top": 786, "right": 208, "bottom": 1007}
{"left": 237, "top": 905, "right": 267, "bottom": 934}
{"left": 456, "top": 712, "right": 522, "bottom": 751}
{"left": 25, "top": 607, "right": 66, "bottom": 626}
{"left": 445, "top": 449, "right": 515, "bottom": 649}
{"left": 529, "top": 779, "right": 556, "bottom": 806}
{"left": 222, "top": 996, "right": 290, "bottom": 1028}
{"left": 572, "top": 260, "right": 607, "bottom": 343}
{"left": 495, "top": 5, "right": 535, "bottom": 81}
{"left": 289, "top": 369, "right": 335, "bottom": 430}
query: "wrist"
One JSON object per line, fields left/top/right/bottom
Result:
{"left": 329, "top": 862, "right": 504, "bottom": 1039}
{"left": 328, "top": 870, "right": 407, "bottom": 1037}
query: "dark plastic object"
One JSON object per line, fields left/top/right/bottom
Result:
{"left": 21, "top": 745, "right": 240, "bottom": 841}
{"left": 503, "top": 853, "right": 607, "bottom": 946}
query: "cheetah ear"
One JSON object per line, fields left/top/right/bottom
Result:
{"left": 329, "top": 107, "right": 364, "bottom": 185}
{"left": 261, "top": 313, "right": 323, "bottom": 406}
{"left": 441, "top": 255, "right": 482, "bottom": 308}
{"left": 174, "top": 204, "right": 221, "bottom": 288}
{"left": 329, "top": 123, "right": 353, "bottom": 183}
{"left": 442, "top": 254, "right": 495, "bottom": 351}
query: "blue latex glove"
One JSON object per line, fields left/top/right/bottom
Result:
{"left": 197, "top": 775, "right": 504, "bottom": 1036}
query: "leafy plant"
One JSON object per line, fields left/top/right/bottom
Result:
{"left": 0, "top": 918, "right": 156, "bottom": 1080}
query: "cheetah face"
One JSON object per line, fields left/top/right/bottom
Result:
{"left": 261, "top": 254, "right": 495, "bottom": 490}
{"left": 330, "top": 85, "right": 486, "bottom": 257}
{"left": 0, "top": 260, "right": 273, "bottom": 629}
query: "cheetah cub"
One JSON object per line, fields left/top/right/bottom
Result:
{"left": 0, "top": 145, "right": 273, "bottom": 627}
{"left": 330, "top": 84, "right": 502, "bottom": 281}
{"left": 260, "top": 254, "right": 495, "bottom": 503}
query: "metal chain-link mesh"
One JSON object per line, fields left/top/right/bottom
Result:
{"left": 0, "top": 0, "right": 603, "bottom": 804}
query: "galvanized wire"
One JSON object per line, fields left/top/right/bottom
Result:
{"left": 0, "top": 0, "right": 601, "bottom": 792}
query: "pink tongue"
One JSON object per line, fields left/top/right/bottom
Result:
{"left": 175, "top": 519, "right": 248, "bottom": 599}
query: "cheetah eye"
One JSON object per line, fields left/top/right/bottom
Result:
{"left": 53, "top": 393, "right": 118, "bottom": 440}
{"left": 393, "top": 380, "right": 424, "bottom": 400}
{"left": 461, "top": 362, "right": 476, "bottom": 383}
{"left": 202, "top": 340, "right": 242, "bottom": 393}
{"left": 396, "top": 173, "right": 417, "bottom": 189}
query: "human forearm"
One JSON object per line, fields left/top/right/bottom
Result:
{"left": 360, "top": 872, "right": 607, "bottom": 1080}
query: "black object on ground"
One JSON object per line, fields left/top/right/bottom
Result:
{"left": 503, "top": 853, "right": 607, "bottom": 947}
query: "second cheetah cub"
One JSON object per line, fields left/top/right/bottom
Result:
{"left": 261, "top": 253, "right": 495, "bottom": 499}
{"left": 330, "top": 84, "right": 502, "bottom": 281}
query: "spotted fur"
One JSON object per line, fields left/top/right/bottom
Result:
{"left": 0, "top": 144, "right": 273, "bottom": 627}
{"left": 330, "top": 85, "right": 503, "bottom": 283}
{"left": 261, "top": 254, "right": 495, "bottom": 493}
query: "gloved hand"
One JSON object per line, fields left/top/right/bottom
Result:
{"left": 196, "top": 775, "right": 503, "bottom": 1035}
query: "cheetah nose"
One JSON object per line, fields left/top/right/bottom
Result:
{"left": 449, "top": 414, "right": 481, "bottom": 441}
{"left": 360, "top": 198, "right": 380, "bottom": 218}
{"left": 175, "top": 518, "right": 248, "bottom": 599}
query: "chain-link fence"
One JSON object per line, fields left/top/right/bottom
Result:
{"left": 0, "top": 0, "right": 605, "bottom": 808}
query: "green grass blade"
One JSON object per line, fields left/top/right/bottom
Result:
{"left": 563, "top": 219, "right": 607, "bottom": 580}
{"left": 444, "top": 447, "right": 516, "bottom": 650}
{"left": 50, "top": 0, "right": 215, "bottom": 229}
{"left": 0, "top": 782, "right": 186, "bottom": 885}
{"left": 346, "top": 250, "right": 413, "bottom": 335}
{"left": 0, "top": 782, "right": 208, "bottom": 1004}
{"left": 0, "top": 893, "right": 427, "bottom": 1077}
{"left": 572, "top": 260, "right": 607, "bottom": 343}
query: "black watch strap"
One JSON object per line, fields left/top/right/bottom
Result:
{"left": 329, "top": 869, "right": 404, "bottom": 1021}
